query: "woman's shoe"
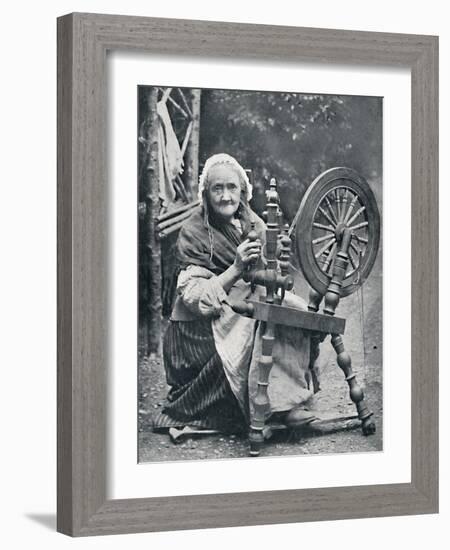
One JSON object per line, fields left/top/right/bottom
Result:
{"left": 284, "top": 407, "right": 318, "bottom": 428}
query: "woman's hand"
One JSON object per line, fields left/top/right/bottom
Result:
{"left": 216, "top": 238, "right": 262, "bottom": 292}
{"left": 233, "top": 238, "right": 262, "bottom": 272}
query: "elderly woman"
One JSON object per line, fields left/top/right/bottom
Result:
{"left": 153, "top": 154, "right": 318, "bottom": 436}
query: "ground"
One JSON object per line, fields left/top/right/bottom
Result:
{"left": 138, "top": 248, "right": 382, "bottom": 463}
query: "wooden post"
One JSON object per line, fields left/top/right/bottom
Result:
{"left": 184, "top": 89, "right": 201, "bottom": 200}
{"left": 323, "top": 229, "right": 352, "bottom": 316}
{"left": 249, "top": 179, "right": 279, "bottom": 456}
{"left": 143, "top": 87, "right": 162, "bottom": 355}
{"left": 323, "top": 228, "right": 375, "bottom": 435}
{"left": 250, "top": 322, "right": 275, "bottom": 456}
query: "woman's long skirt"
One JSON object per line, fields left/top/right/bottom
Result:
{"left": 152, "top": 319, "right": 247, "bottom": 433}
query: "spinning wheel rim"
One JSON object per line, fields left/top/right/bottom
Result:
{"left": 296, "top": 167, "right": 380, "bottom": 298}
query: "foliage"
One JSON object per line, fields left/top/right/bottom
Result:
{"left": 199, "top": 89, "right": 382, "bottom": 221}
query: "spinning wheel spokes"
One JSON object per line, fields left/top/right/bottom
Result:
{"left": 296, "top": 167, "right": 380, "bottom": 298}
{"left": 317, "top": 205, "right": 336, "bottom": 227}
{"left": 312, "top": 186, "right": 370, "bottom": 279}
{"left": 324, "top": 196, "right": 338, "bottom": 225}
{"left": 312, "top": 222, "right": 335, "bottom": 233}
{"left": 314, "top": 237, "right": 335, "bottom": 259}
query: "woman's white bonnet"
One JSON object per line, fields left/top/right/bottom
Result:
{"left": 198, "top": 154, "right": 253, "bottom": 202}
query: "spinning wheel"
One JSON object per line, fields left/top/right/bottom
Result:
{"left": 233, "top": 169, "right": 381, "bottom": 456}
{"left": 296, "top": 167, "right": 380, "bottom": 298}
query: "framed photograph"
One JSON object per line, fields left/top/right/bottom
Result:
{"left": 57, "top": 13, "right": 438, "bottom": 536}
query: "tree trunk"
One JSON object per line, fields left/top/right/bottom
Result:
{"left": 144, "top": 87, "right": 162, "bottom": 355}
{"left": 185, "top": 89, "right": 201, "bottom": 200}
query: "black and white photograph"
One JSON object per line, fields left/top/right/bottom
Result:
{"left": 137, "top": 85, "right": 383, "bottom": 462}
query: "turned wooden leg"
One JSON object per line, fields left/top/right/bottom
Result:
{"left": 250, "top": 321, "right": 275, "bottom": 456}
{"left": 308, "top": 288, "right": 323, "bottom": 313}
{"left": 308, "top": 332, "right": 323, "bottom": 393}
{"left": 330, "top": 334, "right": 375, "bottom": 435}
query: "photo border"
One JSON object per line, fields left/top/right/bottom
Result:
{"left": 57, "top": 12, "right": 438, "bottom": 536}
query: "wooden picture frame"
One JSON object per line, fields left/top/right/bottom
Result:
{"left": 57, "top": 12, "right": 438, "bottom": 536}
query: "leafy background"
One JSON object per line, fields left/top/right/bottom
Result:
{"left": 198, "top": 88, "right": 382, "bottom": 219}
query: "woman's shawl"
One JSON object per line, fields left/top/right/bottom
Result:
{"left": 176, "top": 205, "right": 265, "bottom": 275}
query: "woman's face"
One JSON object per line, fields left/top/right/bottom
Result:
{"left": 206, "top": 164, "right": 241, "bottom": 221}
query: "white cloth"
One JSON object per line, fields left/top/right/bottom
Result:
{"left": 157, "top": 100, "right": 183, "bottom": 204}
